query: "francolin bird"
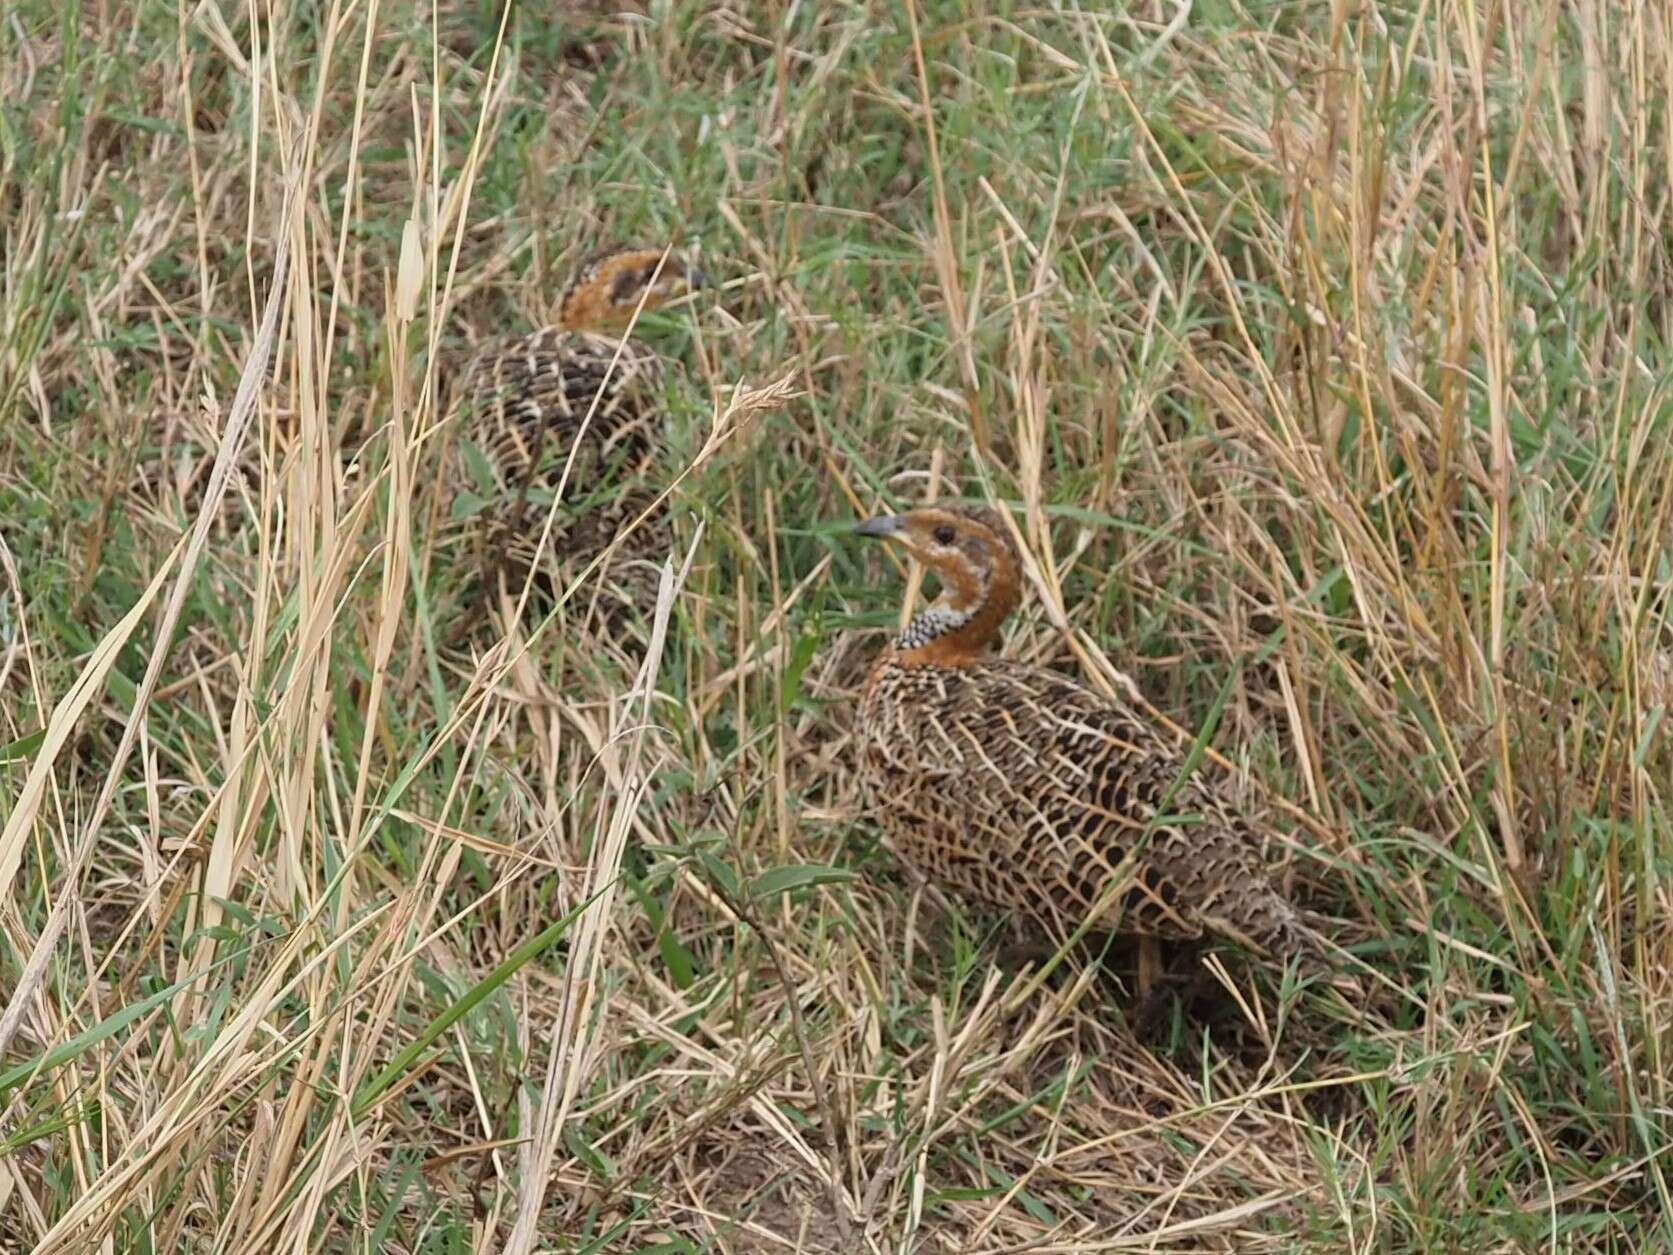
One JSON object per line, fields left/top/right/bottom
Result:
{"left": 852, "top": 504, "right": 1343, "bottom": 986}
{"left": 448, "top": 244, "right": 709, "bottom": 632}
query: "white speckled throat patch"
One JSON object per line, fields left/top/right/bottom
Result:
{"left": 896, "top": 604, "right": 974, "bottom": 650}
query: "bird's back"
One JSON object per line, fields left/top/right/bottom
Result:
{"left": 460, "top": 329, "right": 665, "bottom": 496}
{"left": 449, "top": 328, "right": 671, "bottom": 615}
{"left": 857, "top": 653, "right": 1313, "bottom": 957}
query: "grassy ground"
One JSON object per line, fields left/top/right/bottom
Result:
{"left": 2, "top": 0, "right": 1671, "bottom": 1249}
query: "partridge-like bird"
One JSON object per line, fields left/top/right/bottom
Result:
{"left": 853, "top": 504, "right": 1332, "bottom": 970}
{"left": 449, "top": 245, "right": 709, "bottom": 624}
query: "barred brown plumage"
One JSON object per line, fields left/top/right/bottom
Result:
{"left": 447, "top": 245, "right": 708, "bottom": 630}
{"left": 853, "top": 504, "right": 1341, "bottom": 976}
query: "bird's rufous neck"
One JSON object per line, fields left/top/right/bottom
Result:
{"left": 892, "top": 556, "right": 1020, "bottom": 667}
{"left": 557, "top": 285, "right": 621, "bottom": 333}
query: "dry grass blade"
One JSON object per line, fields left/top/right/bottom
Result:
{"left": 0, "top": 171, "right": 297, "bottom": 1066}
{"left": 506, "top": 531, "right": 698, "bottom": 1253}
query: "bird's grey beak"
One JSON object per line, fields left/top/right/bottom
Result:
{"left": 855, "top": 515, "right": 906, "bottom": 539}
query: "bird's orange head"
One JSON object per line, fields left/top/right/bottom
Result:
{"left": 556, "top": 246, "right": 710, "bottom": 332}
{"left": 855, "top": 505, "right": 1023, "bottom": 664}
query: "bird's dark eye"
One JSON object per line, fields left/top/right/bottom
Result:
{"left": 932, "top": 525, "right": 956, "bottom": 545}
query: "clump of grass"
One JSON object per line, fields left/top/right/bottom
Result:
{"left": 2, "top": 1, "right": 1671, "bottom": 1250}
